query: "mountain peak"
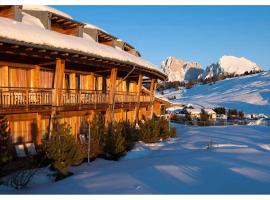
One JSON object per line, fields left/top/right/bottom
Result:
{"left": 161, "top": 57, "right": 203, "bottom": 82}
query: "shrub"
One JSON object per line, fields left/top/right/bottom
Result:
{"left": 104, "top": 123, "right": 127, "bottom": 160}
{"left": 5, "top": 168, "right": 37, "bottom": 190}
{"left": 0, "top": 116, "right": 12, "bottom": 165}
{"left": 158, "top": 117, "right": 170, "bottom": 139}
{"left": 46, "top": 121, "right": 84, "bottom": 178}
{"left": 213, "top": 107, "right": 226, "bottom": 115}
{"left": 138, "top": 118, "right": 160, "bottom": 143}
{"left": 121, "top": 121, "right": 138, "bottom": 151}
{"left": 80, "top": 112, "right": 106, "bottom": 159}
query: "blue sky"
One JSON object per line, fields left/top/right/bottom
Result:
{"left": 54, "top": 6, "right": 270, "bottom": 70}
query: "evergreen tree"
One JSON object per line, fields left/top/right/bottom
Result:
{"left": 80, "top": 112, "right": 106, "bottom": 159}
{"left": 104, "top": 122, "right": 126, "bottom": 160}
{"left": 46, "top": 120, "right": 84, "bottom": 176}
{"left": 0, "top": 115, "right": 12, "bottom": 165}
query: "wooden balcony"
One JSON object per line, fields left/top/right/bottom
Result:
{"left": 0, "top": 87, "right": 153, "bottom": 114}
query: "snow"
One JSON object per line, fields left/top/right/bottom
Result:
{"left": 203, "top": 55, "right": 262, "bottom": 79}
{"left": 186, "top": 108, "right": 201, "bottom": 114}
{"left": 163, "top": 71, "right": 270, "bottom": 116}
{"left": 21, "top": 12, "right": 45, "bottom": 29}
{"left": 203, "top": 109, "right": 216, "bottom": 114}
{"left": 0, "top": 17, "right": 164, "bottom": 76}
{"left": 1, "top": 124, "right": 270, "bottom": 194}
{"left": 219, "top": 55, "right": 261, "bottom": 75}
{"left": 84, "top": 23, "right": 108, "bottom": 34}
{"left": 22, "top": 5, "right": 73, "bottom": 19}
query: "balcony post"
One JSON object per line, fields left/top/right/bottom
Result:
{"left": 30, "top": 65, "right": 40, "bottom": 88}
{"left": 149, "top": 79, "right": 156, "bottom": 118}
{"left": 36, "top": 113, "right": 42, "bottom": 145}
{"left": 105, "top": 68, "right": 117, "bottom": 125}
{"left": 134, "top": 74, "right": 143, "bottom": 122}
{"left": 0, "top": 66, "right": 9, "bottom": 107}
{"left": 88, "top": 72, "right": 95, "bottom": 90}
{"left": 49, "top": 59, "right": 65, "bottom": 137}
{"left": 53, "top": 59, "right": 65, "bottom": 107}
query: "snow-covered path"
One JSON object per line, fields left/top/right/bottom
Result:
{"left": 1, "top": 124, "right": 270, "bottom": 194}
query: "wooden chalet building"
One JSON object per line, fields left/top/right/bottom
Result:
{"left": 0, "top": 5, "right": 167, "bottom": 144}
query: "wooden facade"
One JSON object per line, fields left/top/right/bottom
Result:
{"left": 0, "top": 6, "right": 167, "bottom": 145}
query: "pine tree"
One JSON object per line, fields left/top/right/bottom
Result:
{"left": 104, "top": 122, "right": 126, "bottom": 160}
{"left": 0, "top": 115, "right": 12, "bottom": 165}
{"left": 46, "top": 121, "right": 84, "bottom": 177}
{"left": 80, "top": 112, "right": 106, "bottom": 159}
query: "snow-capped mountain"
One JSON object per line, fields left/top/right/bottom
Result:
{"left": 203, "top": 55, "right": 262, "bottom": 79}
{"left": 161, "top": 56, "right": 203, "bottom": 82}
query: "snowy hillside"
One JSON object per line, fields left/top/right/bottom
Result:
{"left": 1, "top": 124, "right": 270, "bottom": 194}
{"left": 161, "top": 57, "right": 203, "bottom": 82}
{"left": 162, "top": 71, "right": 270, "bottom": 115}
{"left": 203, "top": 55, "right": 262, "bottom": 79}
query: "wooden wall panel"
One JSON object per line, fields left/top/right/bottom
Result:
{"left": 40, "top": 70, "right": 54, "bottom": 88}
{"left": 9, "top": 120, "right": 33, "bottom": 143}
{"left": 30, "top": 65, "right": 40, "bottom": 88}
{"left": 0, "top": 66, "right": 8, "bottom": 87}
{"left": 8, "top": 68, "right": 28, "bottom": 87}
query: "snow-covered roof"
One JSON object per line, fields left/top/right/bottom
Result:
{"left": 22, "top": 5, "right": 73, "bottom": 19}
{"left": 0, "top": 16, "right": 165, "bottom": 79}
{"left": 21, "top": 12, "right": 45, "bottom": 29}
{"left": 204, "top": 109, "right": 216, "bottom": 114}
{"left": 166, "top": 106, "right": 184, "bottom": 112}
{"left": 84, "top": 23, "right": 108, "bottom": 34}
{"left": 186, "top": 108, "right": 201, "bottom": 114}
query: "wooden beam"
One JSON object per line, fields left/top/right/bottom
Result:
{"left": 105, "top": 68, "right": 117, "bottom": 124}
{"left": 149, "top": 79, "right": 156, "bottom": 118}
{"left": 22, "top": 47, "right": 33, "bottom": 51}
{"left": 38, "top": 61, "right": 56, "bottom": 66}
{"left": 0, "top": 66, "right": 8, "bottom": 88}
{"left": 0, "top": 61, "right": 35, "bottom": 69}
{"left": 135, "top": 74, "right": 143, "bottom": 122}
{"left": 38, "top": 49, "right": 47, "bottom": 53}
{"left": 53, "top": 59, "right": 65, "bottom": 106}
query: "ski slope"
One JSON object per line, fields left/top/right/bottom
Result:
{"left": 171, "top": 71, "right": 270, "bottom": 115}
{"left": 1, "top": 124, "right": 270, "bottom": 194}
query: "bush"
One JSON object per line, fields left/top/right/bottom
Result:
{"left": 121, "top": 121, "right": 138, "bottom": 151}
{"left": 104, "top": 123, "right": 127, "bottom": 160}
{"left": 46, "top": 120, "right": 84, "bottom": 178}
{"left": 0, "top": 116, "right": 12, "bottom": 165}
{"left": 80, "top": 112, "right": 106, "bottom": 159}
{"left": 213, "top": 107, "right": 226, "bottom": 115}
{"left": 158, "top": 117, "right": 170, "bottom": 140}
{"left": 138, "top": 117, "right": 177, "bottom": 143}
{"left": 5, "top": 168, "right": 37, "bottom": 190}
{"left": 138, "top": 118, "right": 160, "bottom": 143}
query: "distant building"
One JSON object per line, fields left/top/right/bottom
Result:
{"left": 186, "top": 108, "right": 202, "bottom": 119}
{"left": 203, "top": 109, "right": 217, "bottom": 120}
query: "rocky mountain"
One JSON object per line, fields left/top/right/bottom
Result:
{"left": 161, "top": 55, "right": 262, "bottom": 82}
{"left": 161, "top": 56, "right": 203, "bottom": 82}
{"left": 203, "top": 55, "right": 262, "bottom": 79}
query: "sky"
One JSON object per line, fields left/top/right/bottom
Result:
{"left": 54, "top": 6, "right": 270, "bottom": 70}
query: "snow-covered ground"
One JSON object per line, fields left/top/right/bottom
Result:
{"left": 162, "top": 71, "right": 270, "bottom": 116}
{"left": 1, "top": 124, "right": 270, "bottom": 194}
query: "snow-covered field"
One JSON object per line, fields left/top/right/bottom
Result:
{"left": 1, "top": 124, "right": 270, "bottom": 194}
{"left": 162, "top": 71, "right": 270, "bottom": 116}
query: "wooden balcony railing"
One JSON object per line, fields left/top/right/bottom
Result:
{"left": 0, "top": 87, "right": 52, "bottom": 108}
{"left": 0, "top": 87, "right": 154, "bottom": 112}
